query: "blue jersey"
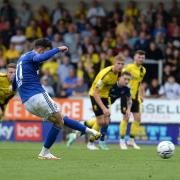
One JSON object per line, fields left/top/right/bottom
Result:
{"left": 110, "top": 83, "right": 131, "bottom": 104}
{"left": 14, "top": 48, "right": 60, "bottom": 103}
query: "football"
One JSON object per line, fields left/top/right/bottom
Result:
{"left": 157, "top": 141, "right": 175, "bottom": 159}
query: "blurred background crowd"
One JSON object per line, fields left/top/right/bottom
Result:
{"left": 0, "top": 0, "right": 179, "bottom": 99}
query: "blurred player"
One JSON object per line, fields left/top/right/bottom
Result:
{"left": 67, "top": 54, "right": 125, "bottom": 150}
{"left": 13, "top": 38, "right": 100, "bottom": 160}
{"left": 119, "top": 50, "right": 146, "bottom": 150}
{"left": 67, "top": 72, "right": 132, "bottom": 149}
{"left": 0, "top": 63, "right": 16, "bottom": 120}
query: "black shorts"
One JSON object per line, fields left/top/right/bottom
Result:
{"left": 90, "top": 96, "right": 109, "bottom": 116}
{"left": 120, "top": 95, "right": 140, "bottom": 114}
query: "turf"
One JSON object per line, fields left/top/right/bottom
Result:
{"left": 0, "top": 142, "right": 180, "bottom": 180}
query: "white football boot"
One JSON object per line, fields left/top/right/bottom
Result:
{"left": 119, "top": 139, "right": 128, "bottom": 150}
{"left": 87, "top": 142, "right": 99, "bottom": 150}
{"left": 127, "top": 138, "right": 140, "bottom": 149}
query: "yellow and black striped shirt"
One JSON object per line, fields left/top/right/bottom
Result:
{"left": 0, "top": 73, "right": 15, "bottom": 107}
{"left": 89, "top": 66, "right": 120, "bottom": 98}
{"left": 123, "top": 63, "right": 146, "bottom": 100}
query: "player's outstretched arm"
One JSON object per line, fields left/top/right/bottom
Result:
{"left": 33, "top": 46, "right": 68, "bottom": 62}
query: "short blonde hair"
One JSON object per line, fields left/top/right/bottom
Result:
{"left": 114, "top": 53, "right": 125, "bottom": 62}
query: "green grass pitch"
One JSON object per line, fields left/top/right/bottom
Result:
{"left": 0, "top": 142, "right": 180, "bottom": 180}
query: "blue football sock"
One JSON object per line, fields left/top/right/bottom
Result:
{"left": 44, "top": 125, "right": 60, "bottom": 149}
{"left": 63, "top": 116, "right": 86, "bottom": 134}
{"left": 100, "top": 126, "right": 108, "bottom": 141}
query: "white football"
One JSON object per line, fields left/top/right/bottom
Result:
{"left": 157, "top": 141, "right": 175, "bottom": 159}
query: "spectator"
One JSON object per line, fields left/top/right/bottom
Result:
{"left": 155, "top": 32, "right": 166, "bottom": 52}
{"left": 152, "top": 2, "right": 169, "bottom": 25}
{"left": 57, "top": 55, "right": 73, "bottom": 83}
{"left": 51, "top": 2, "right": 65, "bottom": 26}
{"left": 134, "top": 31, "right": 149, "bottom": 51}
{"left": 167, "top": 16, "right": 179, "bottom": 37}
{"left": 123, "top": 49, "right": 133, "bottom": 65}
{"left": 63, "top": 67, "right": 77, "bottom": 97}
{"left": 1, "top": 20, "right": 13, "bottom": 47}
{"left": 141, "top": 1, "right": 154, "bottom": 24}
{"left": 128, "top": 30, "right": 138, "bottom": 48}
{"left": 10, "top": 28, "right": 26, "bottom": 53}
{"left": 41, "top": 75, "right": 55, "bottom": 97}
{"left": 35, "top": 6, "right": 50, "bottom": 35}
{"left": 46, "top": 26, "right": 54, "bottom": 41}
{"left": 73, "top": 78, "right": 88, "bottom": 97}
{"left": 75, "top": 0, "right": 87, "bottom": 20}
{"left": 99, "top": 51, "right": 111, "bottom": 70}
{"left": 63, "top": 23, "right": 79, "bottom": 63}
{"left": 5, "top": 43, "right": 20, "bottom": 63}
{"left": 52, "top": 33, "right": 64, "bottom": 48}
{"left": 152, "top": 19, "right": 167, "bottom": 38}
{"left": 13, "top": 17, "right": 24, "bottom": 33}
{"left": 87, "top": 0, "right": 106, "bottom": 26}
{"left": 163, "top": 64, "right": 174, "bottom": 83}
{"left": 108, "top": 1, "right": 123, "bottom": 22}
{"left": 76, "top": 14, "right": 87, "bottom": 33}
{"left": 41, "top": 57, "right": 59, "bottom": 82}
{"left": 146, "top": 42, "right": 164, "bottom": 60}
{"left": 162, "top": 76, "right": 180, "bottom": 99}
{"left": 115, "top": 15, "right": 134, "bottom": 37}
{"left": 0, "top": 48, "right": 6, "bottom": 73}
{"left": 25, "top": 19, "right": 43, "bottom": 41}
{"left": 18, "top": 1, "right": 32, "bottom": 28}
{"left": 54, "top": 19, "right": 67, "bottom": 35}
{"left": 145, "top": 78, "right": 163, "bottom": 98}
{"left": 125, "top": 1, "right": 139, "bottom": 18}
{"left": 169, "top": 0, "right": 179, "bottom": 18}
{"left": 0, "top": 0, "right": 16, "bottom": 24}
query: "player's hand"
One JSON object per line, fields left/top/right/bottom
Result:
{"left": 103, "top": 108, "right": 110, "bottom": 117}
{"left": 125, "top": 109, "right": 131, "bottom": 119}
{"left": 58, "top": 46, "right": 68, "bottom": 52}
{"left": 140, "top": 96, "right": 144, "bottom": 103}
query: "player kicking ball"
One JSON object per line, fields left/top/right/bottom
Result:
{"left": 67, "top": 72, "right": 132, "bottom": 150}
{"left": 13, "top": 38, "right": 100, "bottom": 160}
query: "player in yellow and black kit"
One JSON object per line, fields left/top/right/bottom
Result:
{"left": 87, "top": 54, "right": 125, "bottom": 150}
{"left": 66, "top": 54, "right": 125, "bottom": 150}
{"left": 0, "top": 63, "right": 16, "bottom": 120}
{"left": 119, "top": 50, "right": 146, "bottom": 150}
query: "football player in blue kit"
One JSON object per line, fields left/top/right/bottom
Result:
{"left": 13, "top": 38, "right": 100, "bottom": 160}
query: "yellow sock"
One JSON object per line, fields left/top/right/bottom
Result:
{"left": 92, "top": 121, "right": 100, "bottom": 132}
{"left": 85, "top": 118, "right": 96, "bottom": 128}
{"left": 120, "top": 120, "right": 128, "bottom": 138}
{"left": 89, "top": 121, "right": 100, "bottom": 142}
{"left": 130, "top": 121, "right": 140, "bottom": 138}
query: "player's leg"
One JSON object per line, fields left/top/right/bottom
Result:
{"left": 127, "top": 100, "right": 141, "bottom": 149}
{"left": 87, "top": 97, "right": 110, "bottom": 150}
{"left": 98, "top": 117, "right": 109, "bottom": 150}
{"left": 84, "top": 118, "right": 96, "bottom": 128}
{"left": 88, "top": 115, "right": 110, "bottom": 150}
{"left": 66, "top": 118, "right": 98, "bottom": 148}
{"left": 119, "top": 95, "right": 129, "bottom": 150}
{"left": 87, "top": 115, "right": 104, "bottom": 150}
{"left": 42, "top": 92, "right": 100, "bottom": 136}
{"left": 23, "top": 93, "right": 62, "bottom": 160}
